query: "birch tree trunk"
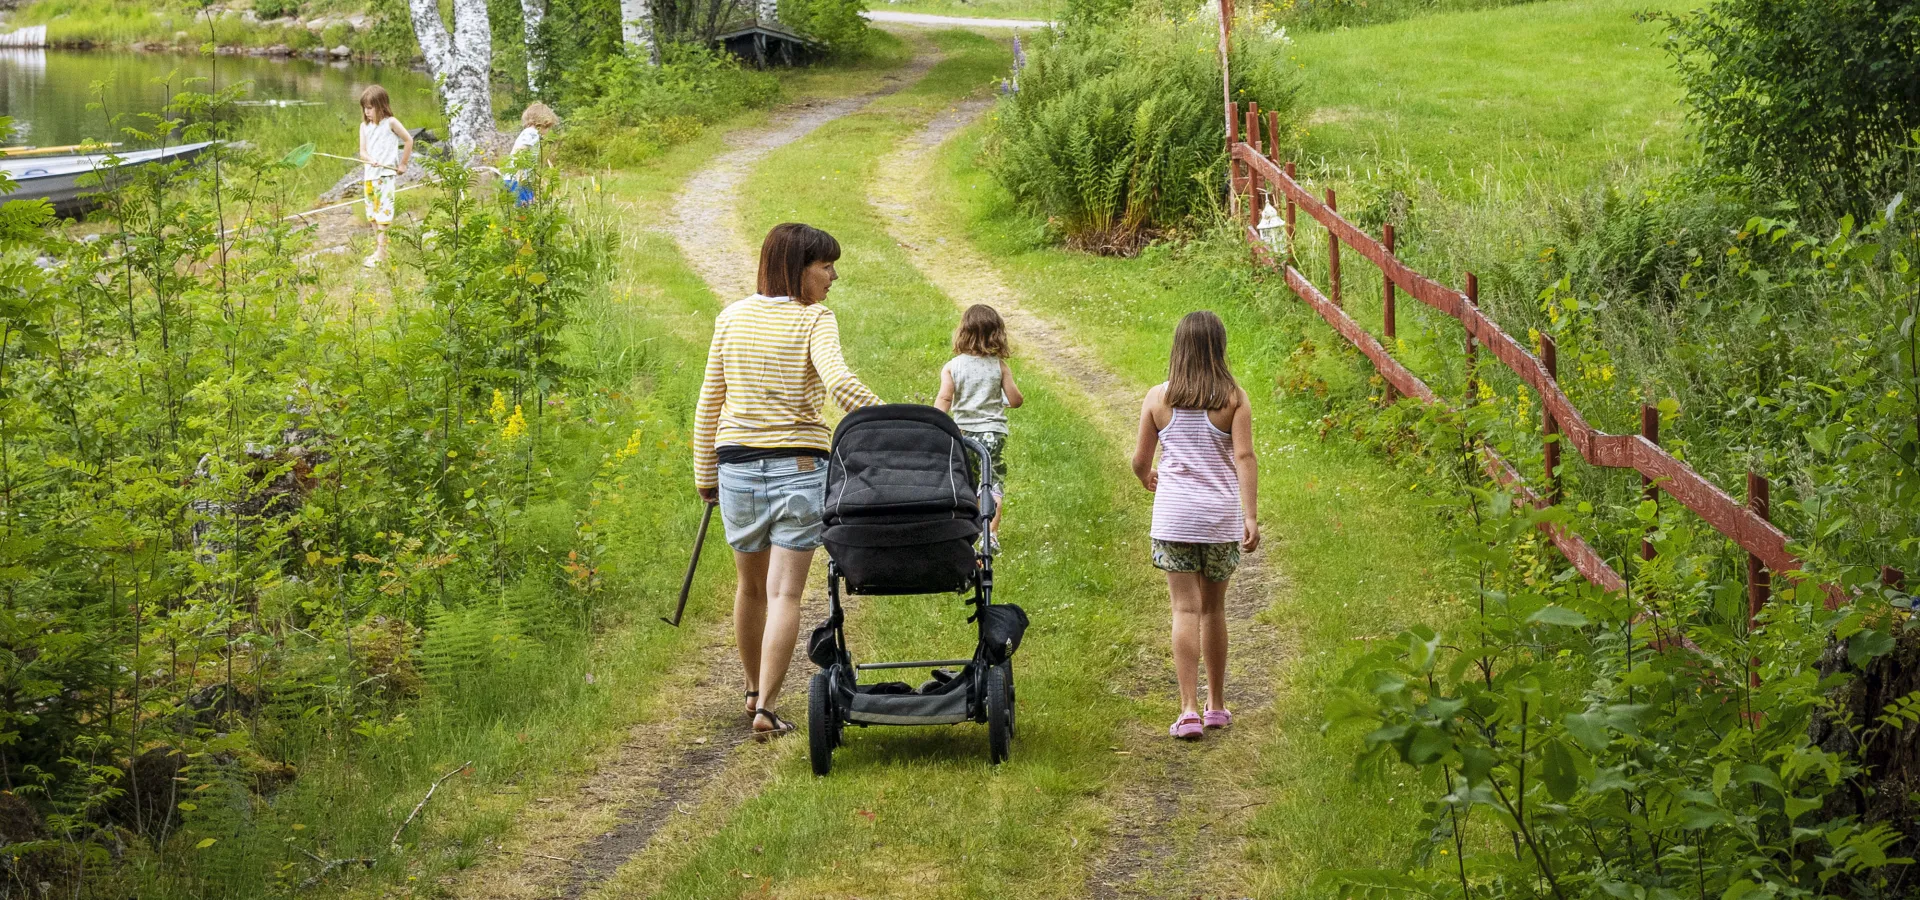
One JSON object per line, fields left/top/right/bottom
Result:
{"left": 757, "top": 0, "right": 778, "bottom": 24}
{"left": 521, "top": 0, "right": 545, "bottom": 92}
{"left": 620, "top": 0, "right": 657, "bottom": 64}
{"left": 407, "top": 0, "right": 496, "bottom": 155}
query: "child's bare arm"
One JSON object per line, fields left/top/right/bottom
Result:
{"left": 390, "top": 119, "right": 414, "bottom": 172}
{"left": 1000, "top": 358, "right": 1024, "bottom": 409}
{"left": 1231, "top": 389, "right": 1260, "bottom": 552}
{"left": 1131, "top": 388, "right": 1161, "bottom": 491}
{"left": 935, "top": 365, "right": 955, "bottom": 413}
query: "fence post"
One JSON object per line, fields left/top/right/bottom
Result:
{"left": 1383, "top": 224, "right": 1397, "bottom": 340}
{"left": 1746, "top": 471, "right": 1770, "bottom": 627}
{"left": 1540, "top": 333, "right": 1560, "bottom": 504}
{"left": 1227, "top": 101, "right": 1243, "bottom": 216}
{"left": 1327, "top": 189, "right": 1341, "bottom": 307}
{"left": 1640, "top": 404, "right": 1658, "bottom": 562}
{"left": 1245, "top": 105, "right": 1262, "bottom": 232}
{"left": 1463, "top": 274, "right": 1479, "bottom": 402}
{"left": 1283, "top": 162, "right": 1297, "bottom": 269}
{"left": 1266, "top": 110, "right": 1280, "bottom": 168}
{"left": 1218, "top": 0, "right": 1235, "bottom": 214}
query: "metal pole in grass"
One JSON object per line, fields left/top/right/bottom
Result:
{"left": 1218, "top": 0, "right": 1236, "bottom": 214}
{"left": 1640, "top": 404, "right": 1658, "bottom": 562}
{"left": 1540, "top": 333, "right": 1561, "bottom": 504}
{"left": 1327, "top": 189, "right": 1341, "bottom": 307}
{"left": 1245, "top": 105, "right": 1262, "bottom": 232}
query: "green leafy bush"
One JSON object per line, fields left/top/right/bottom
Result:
{"left": 554, "top": 42, "right": 780, "bottom": 168}
{"left": 1666, "top": 0, "right": 1920, "bottom": 211}
{"left": 985, "top": 11, "right": 1298, "bottom": 253}
{"left": 779, "top": 0, "right": 872, "bottom": 53}
{"left": 252, "top": 0, "right": 298, "bottom": 20}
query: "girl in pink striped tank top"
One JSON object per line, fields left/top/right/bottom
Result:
{"left": 1130, "top": 311, "right": 1260, "bottom": 741}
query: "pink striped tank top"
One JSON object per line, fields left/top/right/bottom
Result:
{"left": 1150, "top": 408, "right": 1243, "bottom": 544}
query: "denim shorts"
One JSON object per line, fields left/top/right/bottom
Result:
{"left": 718, "top": 457, "right": 828, "bottom": 553}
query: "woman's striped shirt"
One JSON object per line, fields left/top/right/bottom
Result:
{"left": 692, "top": 295, "right": 882, "bottom": 489}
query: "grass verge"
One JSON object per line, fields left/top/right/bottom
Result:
{"left": 937, "top": 111, "right": 1467, "bottom": 895}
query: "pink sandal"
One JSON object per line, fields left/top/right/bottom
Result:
{"left": 1204, "top": 708, "right": 1232, "bottom": 729}
{"left": 1169, "top": 712, "right": 1204, "bottom": 741}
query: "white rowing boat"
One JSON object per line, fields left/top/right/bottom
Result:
{"left": 1, "top": 141, "right": 216, "bottom": 214}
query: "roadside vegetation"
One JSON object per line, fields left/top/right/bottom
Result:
{"left": 974, "top": 0, "right": 1920, "bottom": 895}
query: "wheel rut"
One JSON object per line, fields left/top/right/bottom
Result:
{"left": 446, "top": 47, "right": 944, "bottom": 900}
{"left": 869, "top": 91, "right": 1292, "bottom": 899}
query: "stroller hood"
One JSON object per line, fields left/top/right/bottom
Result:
{"left": 826, "top": 404, "right": 981, "bottom": 524}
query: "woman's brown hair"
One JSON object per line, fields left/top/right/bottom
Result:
{"left": 757, "top": 223, "right": 840, "bottom": 302}
{"left": 358, "top": 84, "right": 394, "bottom": 123}
{"left": 951, "top": 304, "right": 1010, "bottom": 358}
{"left": 1166, "top": 310, "right": 1238, "bottom": 410}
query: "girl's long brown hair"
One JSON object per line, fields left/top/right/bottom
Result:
{"left": 1166, "top": 310, "right": 1237, "bottom": 410}
{"left": 951, "top": 304, "right": 1010, "bottom": 358}
{"left": 358, "top": 84, "right": 394, "bottom": 123}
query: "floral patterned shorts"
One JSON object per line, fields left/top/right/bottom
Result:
{"left": 364, "top": 173, "right": 396, "bottom": 226}
{"left": 961, "top": 429, "right": 1008, "bottom": 497}
{"left": 1151, "top": 539, "right": 1241, "bottom": 583}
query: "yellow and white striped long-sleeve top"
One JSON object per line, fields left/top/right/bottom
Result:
{"left": 692, "top": 295, "right": 883, "bottom": 489}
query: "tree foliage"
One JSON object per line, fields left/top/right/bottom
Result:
{"left": 1666, "top": 0, "right": 1920, "bottom": 211}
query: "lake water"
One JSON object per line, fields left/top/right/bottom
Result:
{"left": 0, "top": 48, "right": 437, "bottom": 150}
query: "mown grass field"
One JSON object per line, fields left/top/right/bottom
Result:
{"left": 1289, "top": 0, "right": 1691, "bottom": 199}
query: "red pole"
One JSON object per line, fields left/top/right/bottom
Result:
{"left": 1463, "top": 274, "right": 1479, "bottom": 402}
{"left": 1227, "top": 102, "right": 1243, "bottom": 215}
{"left": 1327, "top": 188, "right": 1341, "bottom": 307}
{"left": 1641, "top": 404, "right": 1658, "bottom": 562}
{"left": 1540, "top": 333, "right": 1560, "bottom": 504}
{"left": 1746, "top": 471, "right": 1770, "bottom": 626}
{"left": 1383, "top": 223, "right": 1397, "bottom": 340}
{"left": 1266, "top": 110, "right": 1280, "bottom": 165}
{"left": 1283, "top": 162, "right": 1297, "bottom": 269}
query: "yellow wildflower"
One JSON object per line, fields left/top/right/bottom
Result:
{"left": 502, "top": 404, "right": 528, "bottom": 440}
{"left": 488, "top": 389, "right": 508, "bottom": 424}
{"left": 615, "top": 428, "right": 645, "bottom": 460}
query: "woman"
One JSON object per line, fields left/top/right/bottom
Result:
{"left": 693, "top": 223, "right": 883, "bottom": 739}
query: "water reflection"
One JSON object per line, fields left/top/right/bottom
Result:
{"left": 0, "top": 49, "right": 436, "bottom": 148}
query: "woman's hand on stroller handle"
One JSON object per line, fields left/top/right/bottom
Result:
{"left": 696, "top": 485, "right": 718, "bottom": 503}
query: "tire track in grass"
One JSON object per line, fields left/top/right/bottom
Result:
{"left": 868, "top": 94, "right": 1292, "bottom": 899}
{"left": 450, "top": 49, "right": 947, "bottom": 900}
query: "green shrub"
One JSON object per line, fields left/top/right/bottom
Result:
{"left": 985, "top": 11, "right": 1298, "bottom": 253}
{"left": 1264, "top": 0, "right": 1542, "bottom": 31}
{"left": 779, "top": 0, "right": 872, "bottom": 54}
{"left": 1667, "top": 0, "right": 1920, "bottom": 212}
{"left": 554, "top": 42, "right": 779, "bottom": 168}
{"left": 252, "top": 0, "right": 298, "bottom": 20}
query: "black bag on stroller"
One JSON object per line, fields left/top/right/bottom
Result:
{"left": 806, "top": 404, "right": 1027, "bottom": 774}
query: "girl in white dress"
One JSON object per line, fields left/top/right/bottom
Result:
{"left": 356, "top": 84, "right": 414, "bottom": 269}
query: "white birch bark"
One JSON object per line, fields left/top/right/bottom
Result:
{"left": 521, "top": 0, "right": 545, "bottom": 92}
{"left": 407, "top": 0, "right": 496, "bottom": 155}
{"left": 758, "top": 0, "right": 778, "bottom": 24}
{"left": 619, "top": 0, "right": 657, "bottom": 64}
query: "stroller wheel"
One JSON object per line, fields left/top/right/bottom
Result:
{"left": 986, "top": 662, "right": 1013, "bottom": 765}
{"left": 808, "top": 670, "right": 836, "bottom": 776}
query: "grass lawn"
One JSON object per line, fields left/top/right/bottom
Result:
{"left": 587, "top": 30, "right": 1185, "bottom": 898}
{"left": 1289, "top": 0, "right": 1693, "bottom": 199}
{"left": 869, "top": 0, "right": 1061, "bottom": 21}
{"left": 215, "top": 46, "right": 928, "bottom": 900}
{"left": 932, "top": 104, "right": 1468, "bottom": 896}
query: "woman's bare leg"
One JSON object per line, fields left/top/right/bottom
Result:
{"left": 1167, "top": 572, "right": 1206, "bottom": 717}
{"left": 1200, "top": 576, "right": 1231, "bottom": 713}
{"left": 732, "top": 548, "right": 770, "bottom": 714}
{"left": 753, "top": 546, "right": 815, "bottom": 725}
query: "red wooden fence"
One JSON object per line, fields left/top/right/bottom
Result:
{"left": 1211, "top": 0, "right": 1830, "bottom": 612}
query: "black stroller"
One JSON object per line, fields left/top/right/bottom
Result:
{"left": 805, "top": 404, "right": 1029, "bottom": 774}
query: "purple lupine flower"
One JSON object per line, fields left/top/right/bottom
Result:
{"left": 1012, "top": 34, "right": 1026, "bottom": 71}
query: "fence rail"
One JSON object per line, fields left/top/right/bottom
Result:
{"left": 1223, "top": 122, "right": 1843, "bottom": 613}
